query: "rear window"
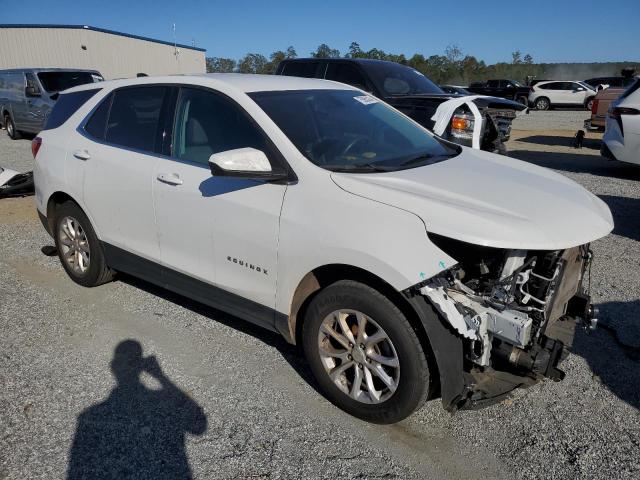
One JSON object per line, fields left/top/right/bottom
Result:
{"left": 281, "top": 61, "right": 320, "bottom": 78}
{"left": 104, "top": 86, "right": 168, "bottom": 152}
{"left": 37, "top": 71, "right": 102, "bottom": 93}
{"left": 43, "top": 89, "right": 100, "bottom": 130}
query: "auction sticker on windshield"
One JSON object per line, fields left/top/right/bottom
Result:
{"left": 354, "top": 95, "right": 379, "bottom": 105}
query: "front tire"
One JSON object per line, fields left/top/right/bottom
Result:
{"left": 535, "top": 97, "right": 550, "bottom": 111}
{"left": 302, "top": 280, "right": 429, "bottom": 424}
{"left": 53, "top": 201, "right": 114, "bottom": 287}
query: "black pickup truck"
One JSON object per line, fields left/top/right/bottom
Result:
{"left": 467, "top": 79, "right": 531, "bottom": 106}
{"left": 275, "top": 59, "right": 525, "bottom": 153}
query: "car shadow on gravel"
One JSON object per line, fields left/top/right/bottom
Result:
{"left": 572, "top": 300, "right": 640, "bottom": 411}
{"left": 515, "top": 135, "right": 600, "bottom": 150}
{"left": 509, "top": 149, "right": 640, "bottom": 180}
{"left": 67, "top": 339, "right": 208, "bottom": 479}
{"left": 598, "top": 195, "right": 640, "bottom": 241}
{"left": 118, "top": 274, "right": 322, "bottom": 394}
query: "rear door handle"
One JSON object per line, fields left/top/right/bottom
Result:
{"left": 157, "top": 173, "right": 183, "bottom": 185}
{"left": 73, "top": 149, "right": 91, "bottom": 160}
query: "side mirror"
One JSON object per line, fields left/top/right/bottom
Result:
{"left": 25, "top": 85, "right": 41, "bottom": 97}
{"left": 208, "top": 147, "right": 288, "bottom": 181}
{"left": 506, "top": 84, "right": 514, "bottom": 89}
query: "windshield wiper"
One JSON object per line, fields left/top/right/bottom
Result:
{"left": 400, "top": 153, "right": 456, "bottom": 168}
{"left": 323, "top": 163, "right": 394, "bottom": 173}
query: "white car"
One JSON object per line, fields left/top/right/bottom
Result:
{"left": 33, "top": 74, "right": 613, "bottom": 423}
{"left": 602, "top": 78, "right": 640, "bottom": 165}
{"left": 529, "top": 81, "right": 596, "bottom": 110}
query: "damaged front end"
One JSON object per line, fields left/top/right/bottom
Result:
{"left": 414, "top": 234, "right": 597, "bottom": 411}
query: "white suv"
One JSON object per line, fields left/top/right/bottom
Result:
{"left": 529, "top": 81, "right": 596, "bottom": 110}
{"left": 602, "top": 78, "right": 640, "bottom": 165}
{"left": 33, "top": 74, "right": 613, "bottom": 423}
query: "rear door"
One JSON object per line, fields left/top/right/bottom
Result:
{"left": 153, "top": 86, "right": 288, "bottom": 321}
{"left": 78, "top": 85, "right": 170, "bottom": 261}
{"left": 540, "top": 82, "right": 563, "bottom": 104}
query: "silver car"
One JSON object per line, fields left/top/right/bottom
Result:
{"left": 0, "top": 68, "right": 103, "bottom": 139}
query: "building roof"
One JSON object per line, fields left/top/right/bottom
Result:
{"left": 0, "top": 24, "right": 206, "bottom": 52}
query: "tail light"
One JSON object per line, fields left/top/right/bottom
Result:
{"left": 611, "top": 107, "right": 640, "bottom": 116}
{"left": 591, "top": 99, "right": 599, "bottom": 115}
{"left": 31, "top": 136, "right": 42, "bottom": 158}
{"left": 609, "top": 107, "right": 640, "bottom": 136}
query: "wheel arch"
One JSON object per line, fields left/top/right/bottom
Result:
{"left": 45, "top": 191, "right": 87, "bottom": 235}
{"left": 535, "top": 96, "right": 550, "bottom": 109}
{"left": 286, "top": 263, "right": 443, "bottom": 399}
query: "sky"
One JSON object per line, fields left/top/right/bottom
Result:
{"left": 0, "top": 0, "right": 638, "bottom": 64}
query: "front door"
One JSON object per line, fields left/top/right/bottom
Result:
{"left": 153, "top": 86, "right": 287, "bottom": 324}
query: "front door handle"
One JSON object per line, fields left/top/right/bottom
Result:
{"left": 157, "top": 173, "right": 183, "bottom": 186}
{"left": 73, "top": 149, "right": 91, "bottom": 161}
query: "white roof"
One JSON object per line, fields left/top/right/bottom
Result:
{"left": 66, "top": 73, "right": 356, "bottom": 94}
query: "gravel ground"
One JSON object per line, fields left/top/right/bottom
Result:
{"left": 512, "top": 108, "right": 591, "bottom": 132}
{"left": 1, "top": 118, "right": 639, "bottom": 479}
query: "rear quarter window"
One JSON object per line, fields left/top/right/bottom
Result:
{"left": 43, "top": 89, "right": 100, "bottom": 131}
{"left": 281, "top": 62, "right": 321, "bottom": 78}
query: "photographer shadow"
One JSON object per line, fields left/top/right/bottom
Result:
{"left": 67, "top": 340, "right": 207, "bottom": 480}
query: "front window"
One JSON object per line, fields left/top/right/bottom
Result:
{"left": 250, "top": 89, "right": 458, "bottom": 173}
{"left": 37, "top": 71, "right": 101, "bottom": 93}
{"left": 364, "top": 62, "right": 443, "bottom": 96}
{"left": 172, "top": 87, "right": 272, "bottom": 166}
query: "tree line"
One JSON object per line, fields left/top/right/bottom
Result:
{"left": 206, "top": 42, "right": 638, "bottom": 85}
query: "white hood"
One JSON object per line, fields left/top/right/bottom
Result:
{"left": 331, "top": 148, "right": 613, "bottom": 250}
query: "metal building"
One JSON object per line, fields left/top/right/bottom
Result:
{"left": 0, "top": 24, "right": 206, "bottom": 79}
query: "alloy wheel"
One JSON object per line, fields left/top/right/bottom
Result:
{"left": 317, "top": 309, "right": 400, "bottom": 404}
{"left": 536, "top": 98, "right": 549, "bottom": 110}
{"left": 58, "top": 216, "right": 91, "bottom": 275}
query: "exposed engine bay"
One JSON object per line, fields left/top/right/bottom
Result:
{"left": 418, "top": 234, "right": 597, "bottom": 408}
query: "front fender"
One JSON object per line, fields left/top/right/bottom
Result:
{"left": 275, "top": 177, "right": 456, "bottom": 316}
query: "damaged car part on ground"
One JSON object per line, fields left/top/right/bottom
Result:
{"left": 407, "top": 237, "right": 598, "bottom": 411}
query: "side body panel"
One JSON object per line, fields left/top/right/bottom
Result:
{"left": 274, "top": 172, "right": 456, "bottom": 316}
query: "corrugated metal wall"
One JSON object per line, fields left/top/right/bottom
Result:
{"left": 0, "top": 27, "right": 205, "bottom": 79}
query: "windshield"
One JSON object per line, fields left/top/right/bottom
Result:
{"left": 37, "top": 71, "right": 102, "bottom": 93}
{"left": 364, "top": 62, "right": 444, "bottom": 96}
{"left": 250, "top": 89, "right": 458, "bottom": 172}
{"left": 578, "top": 81, "right": 595, "bottom": 91}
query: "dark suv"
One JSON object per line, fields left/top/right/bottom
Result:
{"left": 276, "top": 58, "right": 524, "bottom": 153}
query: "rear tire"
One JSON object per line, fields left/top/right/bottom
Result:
{"left": 53, "top": 201, "right": 114, "bottom": 287}
{"left": 302, "top": 280, "right": 429, "bottom": 424}
{"left": 5, "top": 115, "right": 21, "bottom": 140}
{"left": 535, "top": 97, "right": 550, "bottom": 111}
